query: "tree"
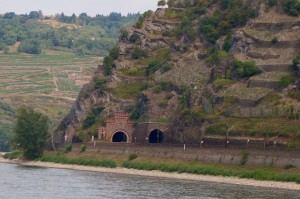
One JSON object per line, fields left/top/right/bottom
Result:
{"left": 13, "top": 106, "right": 48, "bottom": 160}
{"left": 158, "top": 0, "right": 167, "bottom": 7}
{"left": 3, "top": 12, "right": 16, "bottom": 19}
{"left": 29, "top": 11, "right": 40, "bottom": 19}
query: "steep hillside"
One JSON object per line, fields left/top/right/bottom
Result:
{"left": 0, "top": 12, "right": 140, "bottom": 150}
{"left": 57, "top": 0, "right": 300, "bottom": 146}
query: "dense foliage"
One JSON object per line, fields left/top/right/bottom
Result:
{"left": 13, "top": 106, "right": 48, "bottom": 159}
{"left": 83, "top": 106, "right": 104, "bottom": 128}
{"left": 0, "top": 12, "right": 140, "bottom": 55}
{"left": 232, "top": 59, "right": 262, "bottom": 78}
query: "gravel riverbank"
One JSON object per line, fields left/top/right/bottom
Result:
{"left": 1, "top": 157, "right": 300, "bottom": 191}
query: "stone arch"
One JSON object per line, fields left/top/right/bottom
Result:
{"left": 112, "top": 131, "right": 128, "bottom": 142}
{"left": 148, "top": 129, "right": 164, "bottom": 143}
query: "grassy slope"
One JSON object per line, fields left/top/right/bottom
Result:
{"left": 0, "top": 51, "right": 100, "bottom": 135}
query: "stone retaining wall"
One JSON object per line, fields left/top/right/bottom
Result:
{"left": 64, "top": 143, "right": 300, "bottom": 168}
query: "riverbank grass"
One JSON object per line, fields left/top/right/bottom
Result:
{"left": 40, "top": 154, "right": 116, "bottom": 168}
{"left": 40, "top": 151, "right": 300, "bottom": 184}
{"left": 122, "top": 161, "right": 300, "bottom": 184}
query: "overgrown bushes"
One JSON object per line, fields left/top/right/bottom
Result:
{"left": 146, "top": 60, "right": 172, "bottom": 76}
{"left": 232, "top": 59, "right": 262, "bottom": 78}
{"left": 132, "top": 47, "right": 148, "bottom": 59}
{"left": 123, "top": 161, "right": 300, "bottom": 183}
{"left": 41, "top": 155, "right": 117, "bottom": 168}
{"left": 278, "top": 75, "right": 296, "bottom": 88}
{"left": 83, "top": 106, "right": 104, "bottom": 128}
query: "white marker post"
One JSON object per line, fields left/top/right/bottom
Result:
{"left": 200, "top": 140, "right": 204, "bottom": 148}
{"left": 64, "top": 134, "right": 68, "bottom": 145}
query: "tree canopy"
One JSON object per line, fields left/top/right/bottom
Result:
{"left": 13, "top": 106, "right": 48, "bottom": 159}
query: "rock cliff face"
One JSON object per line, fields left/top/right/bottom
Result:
{"left": 56, "top": 0, "right": 300, "bottom": 145}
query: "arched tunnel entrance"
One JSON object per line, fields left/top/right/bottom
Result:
{"left": 112, "top": 131, "right": 128, "bottom": 142}
{"left": 149, "top": 129, "right": 164, "bottom": 143}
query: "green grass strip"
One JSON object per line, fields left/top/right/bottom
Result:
{"left": 123, "top": 161, "right": 300, "bottom": 184}
{"left": 41, "top": 155, "right": 116, "bottom": 168}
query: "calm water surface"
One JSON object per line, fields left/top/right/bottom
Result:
{"left": 0, "top": 163, "right": 299, "bottom": 199}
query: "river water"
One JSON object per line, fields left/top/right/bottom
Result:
{"left": 0, "top": 163, "right": 299, "bottom": 199}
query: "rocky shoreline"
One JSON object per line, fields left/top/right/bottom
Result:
{"left": 1, "top": 157, "right": 300, "bottom": 191}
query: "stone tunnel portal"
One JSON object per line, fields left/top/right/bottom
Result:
{"left": 112, "top": 131, "right": 128, "bottom": 142}
{"left": 148, "top": 129, "right": 164, "bottom": 143}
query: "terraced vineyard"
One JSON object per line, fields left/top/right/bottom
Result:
{"left": 0, "top": 52, "right": 101, "bottom": 134}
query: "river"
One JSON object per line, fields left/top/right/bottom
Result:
{"left": 0, "top": 163, "right": 299, "bottom": 199}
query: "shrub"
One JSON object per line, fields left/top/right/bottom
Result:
{"left": 109, "top": 47, "right": 120, "bottom": 60}
{"left": 64, "top": 144, "right": 72, "bottom": 153}
{"left": 119, "top": 29, "right": 129, "bottom": 40}
{"left": 158, "top": 0, "right": 167, "bottom": 6}
{"left": 41, "top": 155, "right": 117, "bottom": 168}
{"left": 213, "top": 79, "right": 233, "bottom": 90}
{"left": 232, "top": 59, "right": 261, "bottom": 77}
{"left": 3, "top": 151, "right": 22, "bottom": 160}
{"left": 129, "top": 33, "right": 140, "bottom": 43}
{"left": 128, "top": 153, "right": 138, "bottom": 161}
{"left": 80, "top": 144, "right": 86, "bottom": 152}
{"left": 94, "top": 78, "right": 107, "bottom": 90}
{"left": 18, "top": 40, "right": 42, "bottom": 54}
{"left": 268, "top": 0, "right": 277, "bottom": 7}
{"left": 282, "top": 0, "right": 300, "bottom": 16}
{"left": 240, "top": 151, "right": 250, "bottom": 166}
{"left": 122, "top": 161, "right": 300, "bottom": 183}
{"left": 131, "top": 47, "right": 148, "bottom": 59}
{"left": 291, "top": 53, "right": 300, "bottom": 71}
{"left": 287, "top": 141, "right": 297, "bottom": 149}
{"left": 222, "top": 34, "right": 234, "bottom": 52}
{"left": 146, "top": 60, "right": 172, "bottom": 76}
{"left": 288, "top": 91, "right": 300, "bottom": 101}
{"left": 83, "top": 106, "right": 104, "bottom": 128}
{"left": 103, "top": 56, "right": 114, "bottom": 76}
{"left": 271, "top": 37, "right": 278, "bottom": 44}
{"left": 278, "top": 75, "right": 296, "bottom": 88}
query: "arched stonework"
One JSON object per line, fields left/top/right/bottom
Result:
{"left": 98, "top": 112, "right": 134, "bottom": 143}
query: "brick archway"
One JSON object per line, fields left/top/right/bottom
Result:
{"left": 111, "top": 130, "right": 129, "bottom": 143}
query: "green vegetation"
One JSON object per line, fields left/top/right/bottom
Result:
{"left": 80, "top": 144, "right": 86, "bottom": 152}
{"left": 278, "top": 74, "right": 296, "bottom": 88}
{"left": 41, "top": 154, "right": 117, "bottom": 168}
{"left": 135, "top": 10, "right": 153, "bottom": 29}
{"left": 199, "top": 0, "right": 256, "bottom": 44}
{"left": 123, "top": 161, "right": 300, "bottom": 183}
{"left": 0, "top": 12, "right": 140, "bottom": 55}
{"left": 146, "top": 60, "right": 172, "bottom": 76}
{"left": 240, "top": 151, "right": 250, "bottom": 166}
{"left": 213, "top": 79, "right": 234, "bottom": 90}
{"left": 83, "top": 106, "right": 104, "bottom": 128}
{"left": 282, "top": 0, "right": 300, "bottom": 16}
{"left": 13, "top": 106, "right": 48, "bottom": 160}
{"left": 64, "top": 144, "right": 72, "bottom": 153}
{"left": 3, "top": 150, "right": 22, "bottom": 159}
{"left": 291, "top": 53, "right": 300, "bottom": 71}
{"left": 111, "top": 83, "right": 146, "bottom": 100}
{"left": 206, "top": 118, "right": 300, "bottom": 137}
{"left": 103, "top": 55, "right": 114, "bottom": 75}
{"left": 288, "top": 91, "right": 300, "bottom": 101}
{"left": 129, "top": 33, "right": 141, "bottom": 43}
{"left": 128, "top": 153, "right": 138, "bottom": 161}
{"left": 132, "top": 47, "right": 148, "bottom": 59}
{"left": 232, "top": 59, "right": 262, "bottom": 78}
